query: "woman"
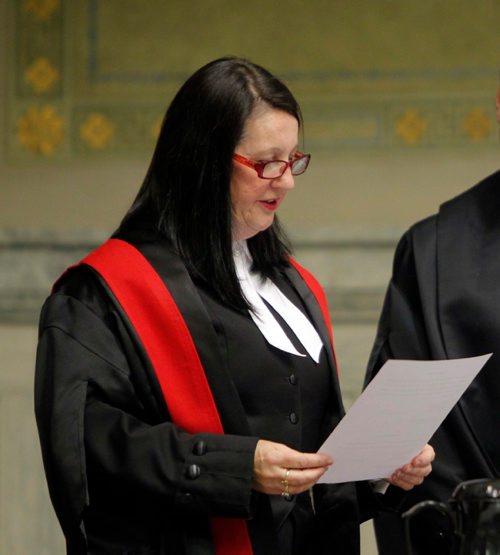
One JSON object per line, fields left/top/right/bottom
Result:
{"left": 35, "top": 57, "right": 433, "bottom": 555}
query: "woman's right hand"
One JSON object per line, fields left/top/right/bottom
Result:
{"left": 252, "top": 439, "right": 333, "bottom": 496}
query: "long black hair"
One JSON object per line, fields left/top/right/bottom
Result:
{"left": 121, "top": 57, "right": 303, "bottom": 311}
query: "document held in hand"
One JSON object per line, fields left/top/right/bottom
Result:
{"left": 319, "top": 354, "right": 492, "bottom": 484}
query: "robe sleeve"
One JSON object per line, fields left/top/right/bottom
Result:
{"left": 365, "top": 229, "right": 432, "bottom": 386}
{"left": 359, "top": 229, "right": 436, "bottom": 515}
{"left": 363, "top": 220, "right": 471, "bottom": 504}
{"left": 35, "top": 289, "right": 259, "bottom": 542}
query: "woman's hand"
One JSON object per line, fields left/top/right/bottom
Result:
{"left": 387, "top": 443, "right": 435, "bottom": 491}
{"left": 252, "top": 439, "right": 333, "bottom": 496}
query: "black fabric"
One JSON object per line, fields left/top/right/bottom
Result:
{"left": 195, "top": 274, "right": 334, "bottom": 453}
{"left": 365, "top": 170, "right": 500, "bottom": 555}
{"left": 195, "top": 272, "right": 334, "bottom": 548}
{"left": 36, "top": 216, "right": 395, "bottom": 554}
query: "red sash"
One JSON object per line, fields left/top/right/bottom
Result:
{"left": 79, "top": 238, "right": 252, "bottom": 554}
{"left": 75, "top": 238, "right": 335, "bottom": 554}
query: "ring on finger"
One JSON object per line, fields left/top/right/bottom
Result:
{"left": 281, "top": 468, "right": 291, "bottom": 497}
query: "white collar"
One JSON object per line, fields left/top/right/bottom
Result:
{"left": 233, "top": 241, "right": 323, "bottom": 363}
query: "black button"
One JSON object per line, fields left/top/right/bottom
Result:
{"left": 179, "top": 492, "right": 193, "bottom": 504}
{"left": 288, "top": 374, "right": 297, "bottom": 385}
{"left": 289, "top": 412, "right": 298, "bottom": 424}
{"left": 186, "top": 464, "right": 201, "bottom": 479}
{"left": 283, "top": 493, "right": 294, "bottom": 502}
{"left": 193, "top": 441, "right": 207, "bottom": 456}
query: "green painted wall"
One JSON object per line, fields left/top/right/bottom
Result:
{"left": 2, "top": 0, "right": 499, "bottom": 232}
{"left": 8, "top": 0, "right": 499, "bottom": 159}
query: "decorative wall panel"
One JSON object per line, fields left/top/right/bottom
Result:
{"left": 8, "top": 0, "right": 499, "bottom": 161}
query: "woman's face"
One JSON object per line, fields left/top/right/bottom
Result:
{"left": 231, "top": 105, "right": 299, "bottom": 241}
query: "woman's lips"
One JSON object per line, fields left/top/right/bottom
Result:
{"left": 258, "top": 199, "right": 279, "bottom": 211}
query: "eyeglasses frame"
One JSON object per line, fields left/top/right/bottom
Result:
{"left": 233, "top": 151, "right": 311, "bottom": 179}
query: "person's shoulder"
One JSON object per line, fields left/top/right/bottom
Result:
{"left": 52, "top": 263, "right": 105, "bottom": 303}
{"left": 40, "top": 264, "right": 111, "bottom": 332}
{"left": 407, "top": 213, "right": 437, "bottom": 240}
{"left": 440, "top": 169, "right": 500, "bottom": 214}
{"left": 402, "top": 169, "right": 500, "bottom": 244}
{"left": 394, "top": 214, "right": 437, "bottom": 260}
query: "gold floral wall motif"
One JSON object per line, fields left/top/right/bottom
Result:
{"left": 395, "top": 110, "right": 428, "bottom": 145}
{"left": 80, "top": 113, "right": 114, "bottom": 149}
{"left": 25, "top": 57, "right": 59, "bottom": 93}
{"left": 7, "top": 0, "right": 500, "bottom": 160}
{"left": 150, "top": 117, "right": 163, "bottom": 141}
{"left": 17, "top": 105, "right": 64, "bottom": 155}
{"left": 463, "top": 109, "right": 492, "bottom": 141}
{"left": 24, "top": 0, "right": 60, "bottom": 21}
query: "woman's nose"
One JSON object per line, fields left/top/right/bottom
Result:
{"left": 272, "top": 166, "right": 295, "bottom": 190}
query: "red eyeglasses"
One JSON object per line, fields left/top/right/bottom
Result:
{"left": 233, "top": 151, "right": 311, "bottom": 179}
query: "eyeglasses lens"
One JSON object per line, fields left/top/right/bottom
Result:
{"left": 259, "top": 155, "right": 310, "bottom": 178}
{"left": 261, "top": 161, "right": 287, "bottom": 179}
{"left": 291, "top": 156, "right": 309, "bottom": 175}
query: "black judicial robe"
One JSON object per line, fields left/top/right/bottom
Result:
{"left": 35, "top": 223, "right": 387, "bottom": 555}
{"left": 365, "top": 170, "right": 500, "bottom": 554}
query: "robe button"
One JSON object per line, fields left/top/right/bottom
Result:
{"left": 186, "top": 464, "right": 201, "bottom": 479}
{"left": 289, "top": 412, "right": 298, "bottom": 424}
{"left": 288, "top": 373, "right": 297, "bottom": 385}
{"left": 179, "top": 492, "right": 193, "bottom": 504}
{"left": 193, "top": 441, "right": 207, "bottom": 456}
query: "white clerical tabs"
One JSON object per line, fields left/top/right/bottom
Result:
{"left": 319, "top": 354, "right": 492, "bottom": 484}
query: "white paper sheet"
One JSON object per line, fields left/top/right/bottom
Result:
{"left": 319, "top": 354, "right": 492, "bottom": 484}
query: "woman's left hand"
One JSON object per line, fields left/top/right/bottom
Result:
{"left": 386, "top": 444, "right": 435, "bottom": 491}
